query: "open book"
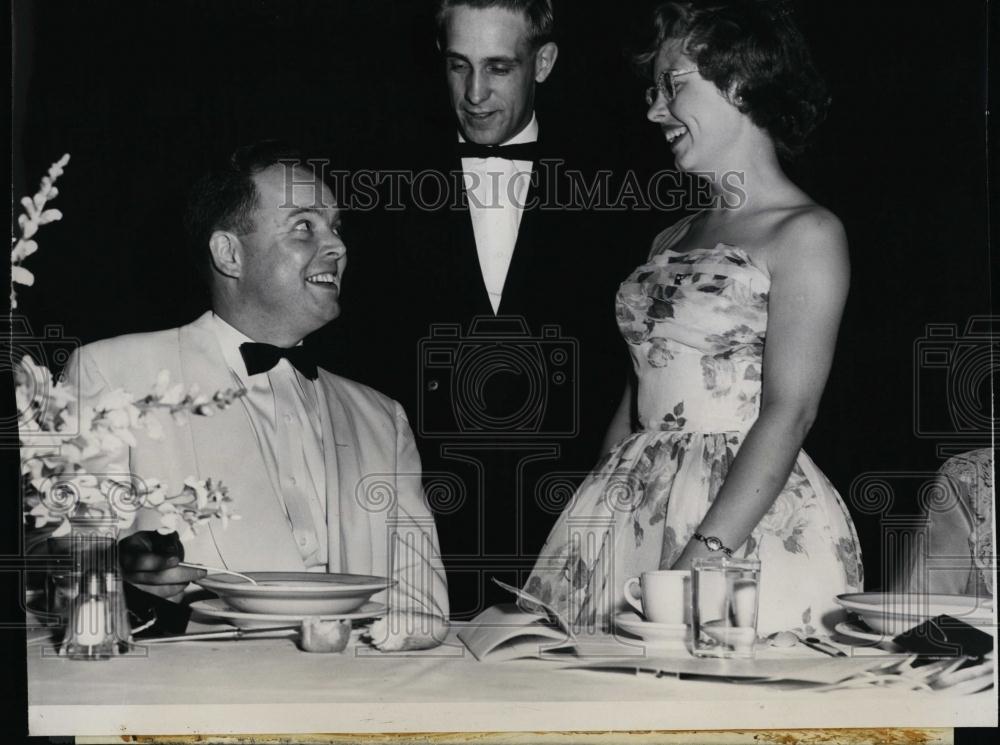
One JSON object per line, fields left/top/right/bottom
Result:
{"left": 456, "top": 579, "right": 577, "bottom": 662}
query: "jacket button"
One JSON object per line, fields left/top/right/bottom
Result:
{"left": 427, "top": 380, "right": 439, "bottom": 391}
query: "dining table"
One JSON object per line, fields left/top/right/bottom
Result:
{"left": 27, "top": 615, "right": 996, "bottom": 737}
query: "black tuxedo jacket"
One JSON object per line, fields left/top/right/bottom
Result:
{"left": 325, "top": 129, "right": 646, "bottom": 617}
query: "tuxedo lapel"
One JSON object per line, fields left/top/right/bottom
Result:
{"left": 178, "top": 313, "right": 306, "bottom": 571}
{"left": 495, "top": 154, "right": 546, "bottom": 317}
{"left": 316, "top": 372, "right": 381, "bottom": 576}
{"left": 448, "top": 155, "right": 495, "bottom": 318}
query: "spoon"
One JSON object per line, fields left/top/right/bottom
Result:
{"left": 767, "top": 630, "right": 847, "bottom": 657}
{"left": 179, "top": 562, "right": 258, "bottom": 585}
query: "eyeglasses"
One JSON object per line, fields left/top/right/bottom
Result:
{"left": 644, "top": 68, "right": 699, "bottom": 106}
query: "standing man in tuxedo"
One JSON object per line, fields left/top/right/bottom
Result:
{"left": 340, "top": 0, "right": 633, "bottom": 617}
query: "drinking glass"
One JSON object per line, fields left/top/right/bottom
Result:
{"left": 691, "top": 556, "right": 760, "bottom": 659}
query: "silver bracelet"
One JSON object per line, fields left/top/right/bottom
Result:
{"left": 693, "top": 532, "right": 734, "bottom": 556}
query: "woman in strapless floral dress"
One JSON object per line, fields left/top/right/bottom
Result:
{"left": 524, "top": 0, "right": 863, "bottom": 636}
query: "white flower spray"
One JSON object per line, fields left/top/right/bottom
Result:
{"left": 12, "top": 155, "right": 245, "bottom": 542}
{"left": 11, "top": 154, "right": 70, "bottom": 311}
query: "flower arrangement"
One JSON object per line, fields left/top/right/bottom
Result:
{"left": 12, "top": 155, "right": 244, "bottom": 544}
{"left": 10, "top": 154, "right": 69, "bottom": 310}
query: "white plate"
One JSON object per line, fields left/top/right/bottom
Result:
{"left": 190, "top": 598, "right": 387, "bottom": 630}
{"left": 195, "top": 571, "right": 395, "bottom": 615}
{"left": 614, "top": 612, "right": 688, "bottom": 648}
{"left": 834, "top": 592, "right": 995, "bottom": 635}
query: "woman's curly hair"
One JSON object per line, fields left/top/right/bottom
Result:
{"left": 635, "top": 0, "right": 831, "bottom": 158}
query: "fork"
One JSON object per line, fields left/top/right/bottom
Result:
{"left": 179, "top": 562, "right": 258, "bottom": 585}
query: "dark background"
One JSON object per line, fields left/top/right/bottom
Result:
{"left": 9, "top": 0, "right": 992, "bottom": 592}
{"left": 3, "top": 0, "right": 995, "bottom": 739}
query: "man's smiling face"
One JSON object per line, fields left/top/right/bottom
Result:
{"left": 442, "top": 5, "right": 548, "bottom": 145}
{"left": 234, "top": 164, "right": 347, "bottom": 343}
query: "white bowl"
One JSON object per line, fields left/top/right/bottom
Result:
{"left": 195, "top": 571, "right": 395, "bottom": 615}
{"left": 834, "top": 592, "right": 995, "bottom": 636}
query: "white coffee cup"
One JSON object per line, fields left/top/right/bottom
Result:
{"left": 623, "top": 570, "right": 690, "bottom": 624}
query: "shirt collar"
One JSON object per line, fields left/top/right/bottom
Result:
{"left": 207, "top": 312, "right": 258, "bottom": 385}
{"left": 458, "top": 113, "right": 539, "bottom": 146}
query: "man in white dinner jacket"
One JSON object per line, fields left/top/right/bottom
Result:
{"left": 63, "top": 141, "right": 448, "bottom": 650}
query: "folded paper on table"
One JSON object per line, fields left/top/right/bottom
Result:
{"left": 458, "top": 604, "right": 574, "bottom": 662}
{"left": 458, "top": 579, "right": 649, "bottom": 661}
{"left": 458, "top": 579, "right": 586, "bottom": 661}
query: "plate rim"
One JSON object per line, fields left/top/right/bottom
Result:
{"left": 195, "top": 572, "right": 396, "bottom": 595}
{"left": 834, "top": 592, "right": 994, "bottom": 618}
{"left": 836, "top": 591, "right": 992, "bottom": 607}
{"left": 189, "top": 597, "right": 388, "bottom": 623}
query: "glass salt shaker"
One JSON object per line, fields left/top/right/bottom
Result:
{"left": 105, "top": 571, "right": 132, "bottom": 654}
{"left": 65, "top": 571, "right": 115, "bottom": 660}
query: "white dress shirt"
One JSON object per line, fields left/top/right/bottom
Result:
{"left": 208, "top": 313, "right": 329, "bottom": 570}
{"left": 460, "top": 114, "right": 538, "bottom": 314}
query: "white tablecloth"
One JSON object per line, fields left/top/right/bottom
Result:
{"left": 27, "top": 627, "right": 995, "bottom": 736}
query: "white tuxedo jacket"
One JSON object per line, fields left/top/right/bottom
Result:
{"left": 64, "top": 311, "right": 448, "bottom": 618}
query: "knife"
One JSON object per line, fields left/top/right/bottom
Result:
{"left": 139, "top": 625, "right": 300, "bottom": 643}
{"left": 798, "top": 634, "right": 848, "bottom": 657}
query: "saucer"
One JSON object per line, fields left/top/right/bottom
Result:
{"left": 190, "top": 598, "right": 387, "bottom": 630}
{"left": 614, "top": 612, "right": 688, "bottom": 648}
{"left": 833, "top": 620, "right": 897, "bottom": 645}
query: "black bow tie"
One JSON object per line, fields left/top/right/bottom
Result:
{"left": 239, "top": 342, "right": 319, "bottom": 381}
{"left": 456, "top": 141, "right": 538, "bottom": 161}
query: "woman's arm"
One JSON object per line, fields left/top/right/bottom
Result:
{"left": 670, "top": 208, "right": 850, "bottom": 569}
{"left": 600, "top": 376, "right": 635, "bottom": 454}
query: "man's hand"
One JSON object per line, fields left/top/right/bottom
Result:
{"left": 119, "top": 530, "right": 205, "bottom": 600}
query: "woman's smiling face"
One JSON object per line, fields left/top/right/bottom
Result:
{"left": 646, "top": 40, "right": 748, "bottom": 174}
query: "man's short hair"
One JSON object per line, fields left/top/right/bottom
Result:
{"left": 183, "top": 140, "right": 310, "bottom": 285}
{"left": 435, "top": 0, "right": 554, "bottom": 49}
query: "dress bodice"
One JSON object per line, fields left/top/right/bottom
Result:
{"left": 616, "top": 221, "right": 771, "bottom": 433}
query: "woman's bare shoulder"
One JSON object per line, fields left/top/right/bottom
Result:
{"left": 761, "top": 203, "right": 848, "bottom": 276}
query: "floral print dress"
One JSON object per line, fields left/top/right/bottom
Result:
{"left": 524, "top": 215, "right": 864, "bottom": 635}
